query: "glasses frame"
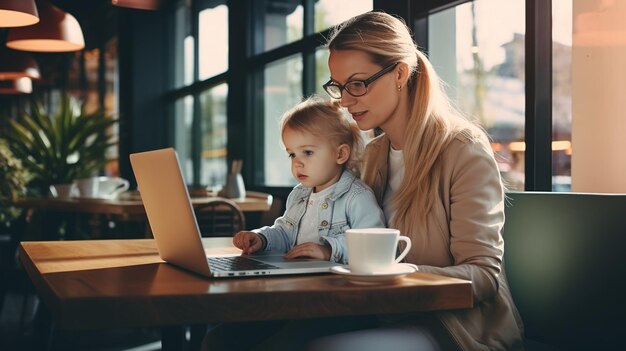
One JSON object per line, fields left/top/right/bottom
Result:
{"left": 323, "top": 62, "right": 399, "bottom": 99}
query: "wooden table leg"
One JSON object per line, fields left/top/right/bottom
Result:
{"left": 161, "top": 325, "right": 186, "bottom": 351}
{"left": 31, "top": 302, "right": 53, "bottom": 351}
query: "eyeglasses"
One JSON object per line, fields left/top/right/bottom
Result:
{"left": 323, "top": 62, "right": 399, "bottom": 99}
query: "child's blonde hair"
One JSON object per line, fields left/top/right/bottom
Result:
{"left": 280, "top": 96, "right": 363, "bottom": 176}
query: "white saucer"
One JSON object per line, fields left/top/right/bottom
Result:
{"left": 73, "top": 196, "right": 117, "bottom": 201}
{"left": 330, "top": 263, "right": 418, "bottom": 284}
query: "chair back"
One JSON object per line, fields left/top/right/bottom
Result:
{"left": 503, "top": 191, "right": 626, "bottom": 350}
{"left": 195, "top": 198, "right": 246, "bottom": 237}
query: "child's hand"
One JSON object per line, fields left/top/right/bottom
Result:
{"left": 284, "top": 243, "right": 331, "bottom": 261}
{"left": 233, "top": 231, "right": 263, "bottom": 255}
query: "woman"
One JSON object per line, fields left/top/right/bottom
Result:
{"left": 320, "top": 11, "right": 524, "bottom": 351}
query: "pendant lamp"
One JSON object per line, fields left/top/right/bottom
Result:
{"left": 111, "top": 0, "right": 161, "bottom": 10}
{"left": 0, "top": 77, "right": 32, "bottom": 94}
{"left": 0, "top": 47, "right": 41, "bottom": 80}
{"left": 0, "top": 0, "right": 39, "bottom": 27}
{"left": 6, "top": 0, "right": 84, "bottom": 52}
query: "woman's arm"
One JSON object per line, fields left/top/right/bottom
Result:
{"left": 418, "top": 136, "right": 505, "bottom": 302}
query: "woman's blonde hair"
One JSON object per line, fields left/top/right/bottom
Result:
{"left": 280, "top": 96, "right": 364, "bottom": 176}
{"left": 328, "top": 11, "right": 491, "bottom": 235}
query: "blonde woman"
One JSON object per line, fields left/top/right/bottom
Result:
{"left": 319, "top": 10, "right": 524, "bottom": 351}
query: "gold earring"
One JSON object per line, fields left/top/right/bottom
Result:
{"left": 397, "top": 85, "right": 402, "bottom": 92}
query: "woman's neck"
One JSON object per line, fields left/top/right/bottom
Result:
{"left": 381, "top": 94, "right": 410, "bottom": 150}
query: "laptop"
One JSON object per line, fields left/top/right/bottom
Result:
{"left": 129, "top": 147, "right": 340, "bottom": 278}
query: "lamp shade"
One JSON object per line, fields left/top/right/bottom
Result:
{"left": 0, "top": 47, "right": 41, "bottom": 80}
{"left": 6, "top": 0, "right": 85, "bottom": 52}
{"left": 0, "top": 0, "right": 39, "bottom": 27}
{"left": 111, "top": 0, "right": 161, "bottom": 10}
{"left": 0, "top": 77, "right": 33, "bottom": 94}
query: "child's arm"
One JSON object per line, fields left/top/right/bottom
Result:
{"left": 240, "top": 188, "right": 301, "bottom": 253}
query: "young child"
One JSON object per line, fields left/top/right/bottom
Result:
{"left": 233, "top": 96, "right": 385, "bottom": 263}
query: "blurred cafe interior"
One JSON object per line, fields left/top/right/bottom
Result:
{"left": 1, "top": 0, "right": 626, "bottom": 350}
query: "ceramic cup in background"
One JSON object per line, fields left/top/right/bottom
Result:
{"left": 74, "top": 176, "right": 130, "bottom": 199}
{"left": 49, "top": 184, "right": 77, "bottom": 199}
{"left": 345, "top": 228, "right": 412, "bottom": 274}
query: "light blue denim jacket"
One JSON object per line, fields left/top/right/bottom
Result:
{"left": 253, "top": 170, "right": 386, "bottom": 264}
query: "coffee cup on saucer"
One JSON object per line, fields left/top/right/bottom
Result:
{"left": 345, "top": 228, "right": 412, "bottom": 274}
{"left": 74, "top": 176, "right": 130, "bottom": 199}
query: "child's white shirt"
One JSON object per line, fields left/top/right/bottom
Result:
{"left": 296, "top": 183, "right": 337, "bottom": 245}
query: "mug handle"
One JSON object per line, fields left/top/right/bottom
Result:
{"left": 394, "top": 236, "right": 412, "bottom": 263}
{"left": 111, "top": 179, "right": 130, "bottom": 196}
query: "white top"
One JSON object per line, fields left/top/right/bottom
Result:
{"left": 297, "top": 183, "right": 337, "bottom": 245}
{"left": 383, "top": 147, "right": 405, "bottom": 226}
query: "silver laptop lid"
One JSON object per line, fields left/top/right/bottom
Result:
{"left": 130, "top": 148, "right": 212, "bottom": 277}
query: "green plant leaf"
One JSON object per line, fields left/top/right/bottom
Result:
{"left": 0, "top": 94, "right": 119, "bottom": 192}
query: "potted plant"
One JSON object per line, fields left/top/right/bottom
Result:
{"left": 0, "top": 140, "right": 31, "bottom": 225}
{"left": 1, "top": 94, "right": 118, "bottom": 197}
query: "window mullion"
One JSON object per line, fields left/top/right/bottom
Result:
{"left": 524, "top": 0, "right": 552, "bottom": 191}
{"left": 302, "top": 0, "right": 315, "bottom": 97}
{"left": 192, "top": 0, "right": 202, "bottom": 186}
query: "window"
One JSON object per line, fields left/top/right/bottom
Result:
{"left": 315, "top": 47, "right": 331, "bottom": 96}
{"left": 314, "top": 0, "right": 373, "bottom": 32}
{"left": 262, "top": 55, "right": 303, "bottom": 186}
{"left": 428, "top": 0, "right": 526, "bottom": 191}
{"left": 199, "top": 84, "right": 228, "bottom": 187}
{"left": 423, "top": 0, "right": 576, "bottom": 192}
{"left": 253, "top": 0, "right": 372, "bottom": 187}
{"left": 199, "top": 4, "right": 228, "bottom": 79}
{"left": 257, "top": 0, "right": 303, "bottom": 53}
{"left": 173, "top": 95, "right": 194, "bottom": 184}
{"left": 155, "top": 0, "right": 614, "bottom": 194}
{"left": 166, "top": 0, "right": 372, "bottom": 189}
{"left": 172, "top": 2, "right": 193, "bottom": 89}
{"left": 168, "top": 0, "right": 228, "bottom": 187}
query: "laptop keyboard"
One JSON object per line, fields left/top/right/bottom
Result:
{"left": 208, "top": 256, "right": 280, "bottom": 272}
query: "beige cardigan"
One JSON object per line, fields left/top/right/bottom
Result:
{"left": 361, "top": 132, "right": 525, "bottom": 351}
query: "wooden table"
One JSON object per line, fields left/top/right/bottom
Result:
{"left": 17, "top": 191, "right": 273, "bottom": 216}
{"left": 15, "top": 192, "right": 272, "bottom": 239}
{"left": 19, "top": 238, "right": 473, "bottom": 350}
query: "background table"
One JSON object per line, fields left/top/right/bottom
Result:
{"left": 19, "top": 238, "right": 472, "bottom": 350}
{"left": 15, "top": 191, "right": 272, "bottom": 239}
{"left": 17, "top": 191, "right": 273, "bottom": 216}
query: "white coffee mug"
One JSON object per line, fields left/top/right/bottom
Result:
{"left": 345, "top": 228, "right": 412, "bottom": 274}
{"left": 74, "top": 176, "right": 130, "bottom": 199}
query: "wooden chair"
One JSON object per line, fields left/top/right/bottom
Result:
{"left": 195, "top": 198, "right": 246, "bottom": 237}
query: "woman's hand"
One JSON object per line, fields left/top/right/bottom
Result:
{"left": 232, "top": 231, "right": 263, "bottom": 255}
{"left": 284, "top": 243, "right": 331, "bottom": 261}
